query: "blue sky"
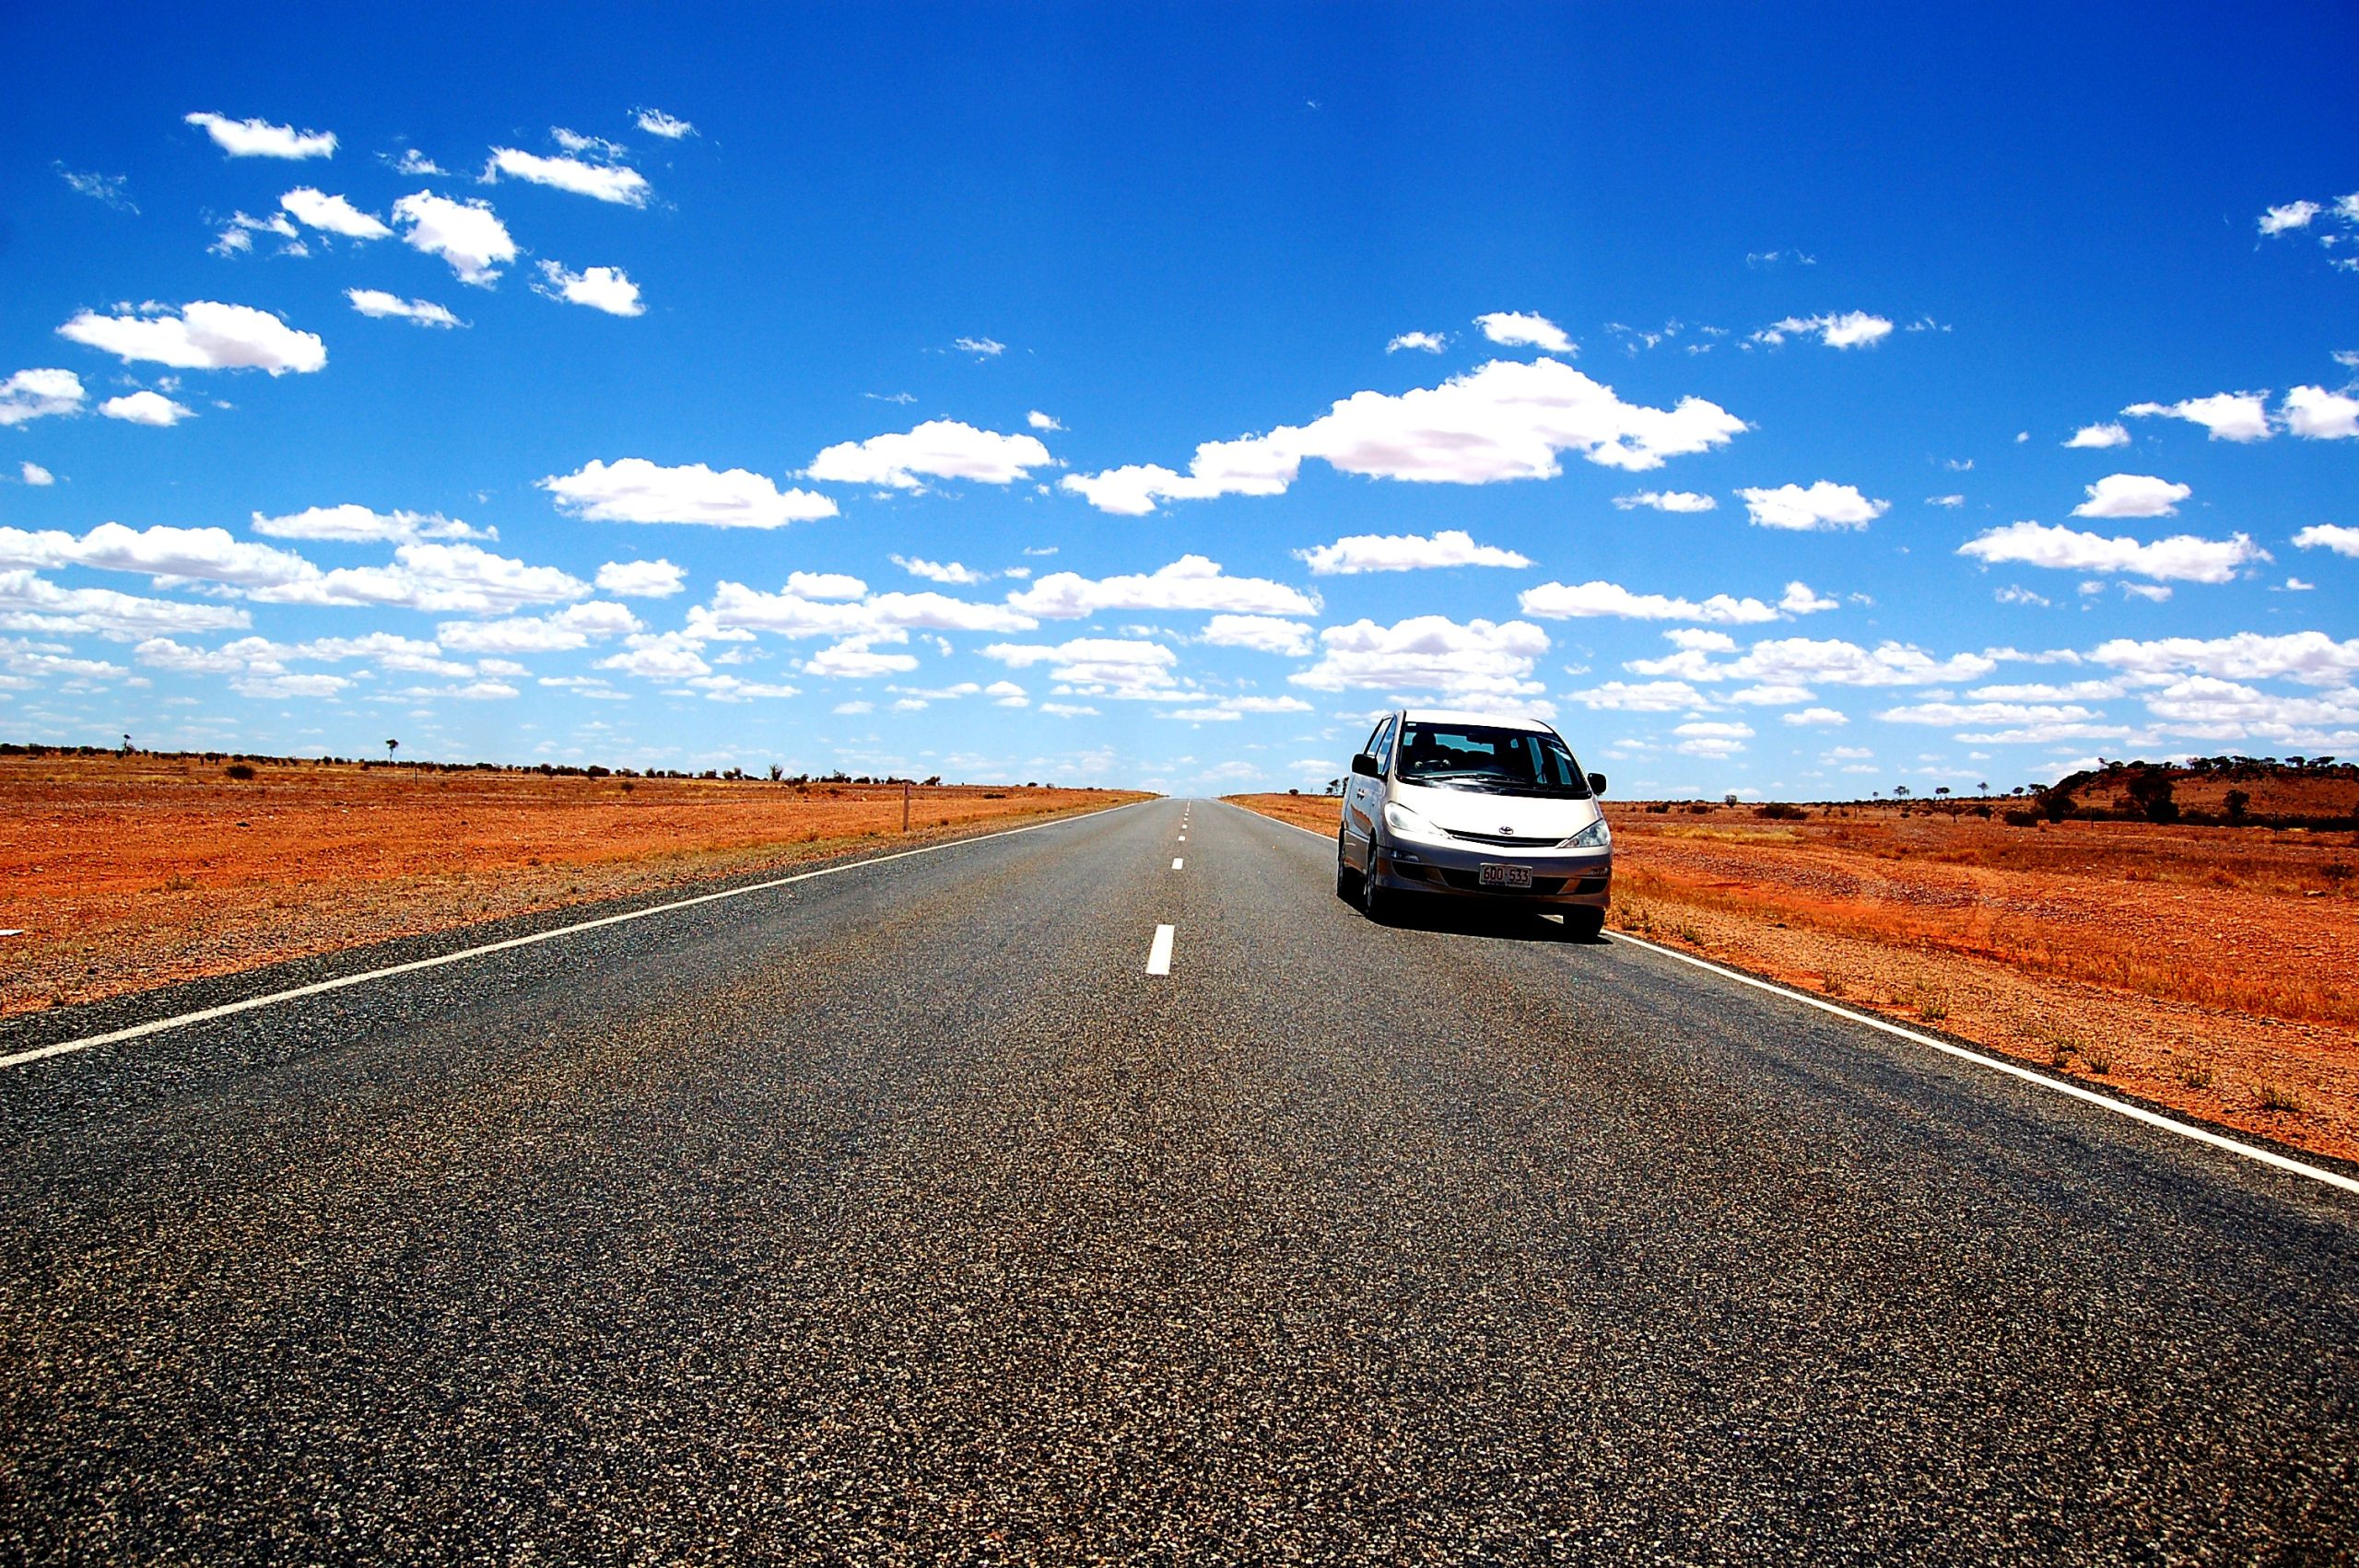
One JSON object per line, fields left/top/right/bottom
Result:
{"left": 4, "top": 3, "right": 2354, "bottom": 795}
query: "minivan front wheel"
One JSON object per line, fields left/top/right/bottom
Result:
{"left": 1359, "top": 845, "right": 1398, "bottom": 922}
{"left": 1334, "top": 832, "right": 1362, "bottom": 900}
{"left": 1559, "top": 907, "right": 1606, "bottom": 942}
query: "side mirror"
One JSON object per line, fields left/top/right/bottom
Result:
{"left": 1351, "top": 752, "right": 1380, "bottom": 778}
{"left": 1588, "top": 771, "right": 1608, "bottom": 797}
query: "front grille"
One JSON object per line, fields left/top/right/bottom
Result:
{"left": 1440, "top": 827, "right": 1562, "bottom": 848}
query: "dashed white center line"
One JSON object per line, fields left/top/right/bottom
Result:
{"left": 1145, "top": 924, "right": 1175, "bottom": 975}
{"left": 1172, "top": 857, "right": 1183, "bottom": 870}
{"left": 1177, "top": 835, "right": 1186, "bottom": 842}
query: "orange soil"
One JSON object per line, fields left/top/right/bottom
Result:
{"left": 0, "top": 755, "right": 1144, "bottom": 1018}
{"left": 1226, "top": 792, "right": 2359, "bottom": 1165}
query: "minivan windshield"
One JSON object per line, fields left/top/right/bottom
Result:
{"left": 1394, "top": 722, "right": 1591, "bottom": 798}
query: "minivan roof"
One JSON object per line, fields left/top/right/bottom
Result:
{"left": 1397, "top": 708, "right": 1560, "bottom": 732}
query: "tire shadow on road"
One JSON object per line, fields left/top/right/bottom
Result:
{"left": 1357, "top": 895, "right": 1607, "bottom": 947}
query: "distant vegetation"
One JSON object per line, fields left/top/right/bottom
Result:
{"left": 0, "top": 743, "right": 985, "bottom": 790}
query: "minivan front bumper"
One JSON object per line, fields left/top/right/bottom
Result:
{"left": 1370, "top": 837, "right": 1611, "bottom": 908}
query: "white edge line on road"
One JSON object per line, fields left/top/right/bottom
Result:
{"left": 1146, "top": 923, "right": 1176, "bottom": 976}
{"left": 2, "top": 799, "right": 1154, "bottom": 1073}
{"left": 1230, "top": 800, "right": 2359, "bottom": 1199}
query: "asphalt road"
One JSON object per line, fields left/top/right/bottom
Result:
{"left": 3, "top": 797, "right": 2353, "bottom": 1564}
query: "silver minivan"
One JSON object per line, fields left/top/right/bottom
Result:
{"left": 1336, "top": 708, "right": 1612, "bottom": 937}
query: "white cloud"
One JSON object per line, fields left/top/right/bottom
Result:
{"left": 2283, "top": 385, "right": 2359, "bottom": 439}
{"left": 2293, "top": 523, "right": 2359, "bottom": 557}
{"left": 20, "top": 463, "right": 54, "bottom": 486}
{"left": 55, "top": 165, "right": 135, "bottom": 212}
{"left": 57, "top": 301, "right": 326, "bottom": 374}
{"left": 550, "top": 127, "right": 628, "bottom": 159}
{"left": 279, "top": 188, "right": 389, "bottom": 239}
{"left": 953, "top": 336, "right": 1004, "bottom": 357}
{"left": 1958, "top": 520, "right": 2259, "bottom": 583}
{"left": 387, "top": 148, "right": 444, "bottom": 176}
{"left": 392, "top": 192, "right": 517, "bottom": 286}
{"left": 1782, "top": 707, "right": 1848, "bottom": 727}
{"left": 253, "top": 543, "right": 589, "bottom": 614}
{"left": 1877, "top": 699, "right": 2107, "bottom": 731}
{"left": 2136, "top": 676, "right": 2359, "bottom": 743}
{"left": 1291, "top": 614, "right": 1550, "bottom": 705}
{"left": 97, "top": 391, "right": 194, "bottom": 427}
{"left": 1558, "top": 679, "right": 1711, "bottom": 712}
{"left": 594, "top": 558, "right": 686, "bottom": 597}
{"left": 2091, "top": 630, "right": 2359, "bottom": 687}
{"left": 542, "top": 458, "right": 838, "bottom": 527}
{"left": 0, "top": 369, "right": 86, "bottom": 426}
{"left": 804, "top": 637, "right": 919, "bottom": 678}
{"left": 635, "top": 108, "right": 698, "bottom": 139}
{"left": 1738, "top": 481, "right": 1887, "bottom": 531}
{"left": 438, "top": 602, "right": 639, "bottom": 653}
{"left": 1007, "top": 555, "right": 1318, "bottom": 619}
{"left": 0, "top": 571, "right": 251, "bottom": 638}
{"left": 1201, "top": 614, "right": 1314, "bottom": 656}
{"left": 1061, "top": 358, "right": 1744, "bottom": 513}
{"left": 2259, "top": 200, "right": 2321, "bottom": 235}
{"left": 1630, "top": 632, "right": 1996, "bottom": 688}
{"left": 209, "top": 210, "right": 298, "bottom": 255}
{"left": 1519, "top": 579, "right": 1785, "bottom": 624}
{"left": 1474, "top": 312, "right": 1574, "bottom": 354}
{"left": 2064, "top": 422, "right": 2130, "bottom": 449}
{"left": 1, "top": 521, "right": 317, "bottom": 590}
{"left": 891, "top": 555, "right": 989, "bottom": 584}
{"left": 252, "top": 504, "right": 488, "bottom": 543}
{"left": 485, "top": 147, "right": 650, "bottom": 205}
{"left": 1994, "top": 585, "right": 2051, "bottom": 606}
{"left": 2122, "top": 392, "right": 2271, "bottom": 442}
{"left": 1614, "top": 490, "right": 1716, "bottom": 512}
{"left": 2071, "top": 473, "right": 2191, "bottom": 519}
{"left": 534, "top": 262, "right": 644, "bottom": 316}
{"left": 1754, "top": 311, "right": 1894, "bottom": 348}
{"left": 346, "top": 288, "right": 462, "bottom": 327}
{"left": 805, "top": 420, "right": 1051, "bottom": 489}
{"left": 1027, "top": 409, "right": 1063, "bottom": 430}
{"left": 703, "top": 581, "right": 1038, "bottom": 640}
{"left": 1929, "top": 494, "right": 1966, "bottom": 508}
{"left": 786, "top": 571, "right": 867, "bottom": 600}
{"left": 1169, "top": 695, "right": 1315, "bottom": 722}
{"left": 184, "top": 112, "right": 335, "bottom": 160}
{"left": 980, "top": 638, "right": 1183, "bottom": 700}
{"left": 1296, "top": 529, "right": 1531, "bottom": 575}
{"left": 1387, "top": 331, "right": 1448, "bottom": 354}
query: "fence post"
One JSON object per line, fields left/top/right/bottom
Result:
{"left": 903, "top": 778, "right": 911, "bottom": 833}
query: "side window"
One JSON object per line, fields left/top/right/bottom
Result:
{"left": 1362, "top": 720, "right": 1388, "bottom": 758}
{"left": 1372, "top": 717, "right": 1399, "bottom": 773}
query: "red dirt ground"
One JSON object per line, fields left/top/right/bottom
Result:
{"left": 0, "top": 754, "right": 1144, "bottom": 1019}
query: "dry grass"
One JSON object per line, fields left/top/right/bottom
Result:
{"left": 0, "top": 755, "right": 1144, "bottom": 1018}
{"left": 1226, "top": 791, "right": 2359, "bottom": 1164}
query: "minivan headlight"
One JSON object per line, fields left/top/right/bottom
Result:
{"left": 1383, "top": 801, "right": 1434, "bottom": 838}
{"left": 1560, "top": 817, "right": 1611, "bottom": 850}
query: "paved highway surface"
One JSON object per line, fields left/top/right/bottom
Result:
{"left": 3, "top": 797, "right": 2353, "bottom": 1563}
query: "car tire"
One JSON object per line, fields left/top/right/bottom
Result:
{"left": 1359, "top": 846, "right": 1398, "bottom": 923}
{"left": 1334, "top": 833, "right": 1362, "bottom": 900}
{"left": 1560, "top": 907, "right": 1606, "bottom": 942}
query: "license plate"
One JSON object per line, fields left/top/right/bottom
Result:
{"left": 1478, "top": 862, "right": 1533, "bottom": 889}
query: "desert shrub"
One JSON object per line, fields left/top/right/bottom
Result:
{"left": 224, "top": 763, "right": 256, "bottom": 780}
{"left": 2036, "top": 788, "right": 2075, "bottom": 823}
{"left": 2224, "top": 789, "right": 2251, "bottom": 824}
{"left": 2127, "top": 770, "right": 2178, "bottom": 825}
{"left": 2002, "top": 808, "right": 2042, "bottom": 827}
{"left": 1645, "top": 802, "right": 1672, "bottom": 813}
{"left": 1755, "top": 802, "right": 1808, "bottom": 821}
{"left": 1687, "top": 802, "right": 1712, "bottom": 814}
